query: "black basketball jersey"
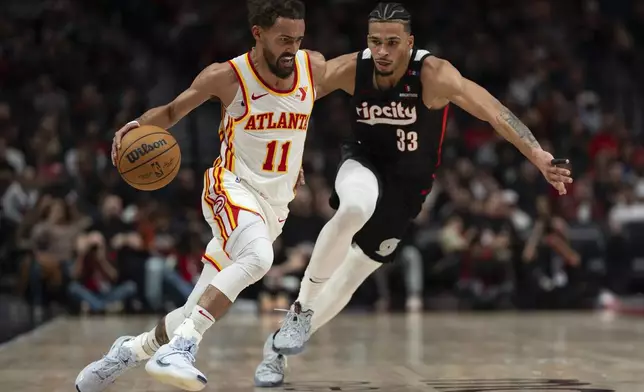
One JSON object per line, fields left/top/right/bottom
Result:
{"left": 351, "top": 48, "right": 449, "bottom": 187}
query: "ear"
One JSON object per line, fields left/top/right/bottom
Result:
{"left": 251, "top": 25, "right": 261, "bottom": 40}
{"left": 408, "top": 34, "right": 415, "bottom": 49}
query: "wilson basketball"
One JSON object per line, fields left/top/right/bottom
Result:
{"left": 116, "top": 125, "right": 181, "bottom": 191}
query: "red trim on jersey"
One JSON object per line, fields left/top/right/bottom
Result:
{"left": 435, "top": 104, "right": 450, "bottom": 169}
{"left": 226, "top": 60, "right": 249, "bottom": 121}
{"left": 246, "top": 52, "right": 299, "bottom": 94}
{"left": 303, "top": 51, "right": 316, "bottom": 99}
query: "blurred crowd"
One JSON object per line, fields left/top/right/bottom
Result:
{"left": 1, "top": 0, "right": 644, "bottom": 320}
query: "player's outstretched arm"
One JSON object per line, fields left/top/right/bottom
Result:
{"left": 312, "top": 51, "right": 358, "bottom": 100}
{"left": 111, "top": 63, "right": 236, "bottom": 165}
{"left": 424, "top": 57, "right": 572, "bottom": 195}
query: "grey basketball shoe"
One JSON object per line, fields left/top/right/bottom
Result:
{"left": 272, "top": 301, "right": 314, "bottom": 355}
{"left": 75, "top": 335, "right": 141, "bottom": 392}
{"left": 254, "top": 331, "right": 287, "bottom": 387}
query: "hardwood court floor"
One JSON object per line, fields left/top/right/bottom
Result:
{"left": 0, "top": 312, "right": 642, "bottom": 391}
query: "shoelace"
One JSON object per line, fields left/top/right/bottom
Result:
{"left": 261, "top": 355, "right": 287, "bottom": 375}
{"left": 274, "top": 308, "right": 306, "bottom": 339}
{"left": 94, "top": 354, "right": 128, "bottom": 380}
{"left": 176, "top": 350, "right": 196, "bottom": 364}
{"left": 170, "top": 339, "right": 197, "bottom": 364}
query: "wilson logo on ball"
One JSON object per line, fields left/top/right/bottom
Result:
{"left": 125, "top": 139, "right": 169, "bottom": 163}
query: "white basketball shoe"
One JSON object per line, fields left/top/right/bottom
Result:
{"left": 145, "top": 335, "right": 207, "bottom": 391}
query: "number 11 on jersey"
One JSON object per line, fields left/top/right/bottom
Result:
{"left": 262, "top": 140, "right": 291, "bottom": 173}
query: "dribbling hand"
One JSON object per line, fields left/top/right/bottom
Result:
{"left": 111, "top": 120, "right": 140, "bottom": 166}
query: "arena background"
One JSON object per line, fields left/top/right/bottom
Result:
{"left": 1, "top": 0, "right": 644, "bottom": 345}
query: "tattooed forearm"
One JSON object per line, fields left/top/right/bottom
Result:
{"left": 495, "top": 107, "right": 541, "bottom": 149}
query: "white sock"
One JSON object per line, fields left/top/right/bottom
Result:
{"left": 296, "top": 160, "right": 379, "bottom": 309}
{"left": 173, "top": 305, "right": 215, "bottom": 344}
{"left": 165, "top": 306, "right": 189, "bottom": 336}
{"left": 123, "top": 329, "right": 160, "bottom": 360}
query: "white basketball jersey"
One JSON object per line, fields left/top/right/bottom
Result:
{"left": 215, "top": 50, "right": 315, "bottom": 206}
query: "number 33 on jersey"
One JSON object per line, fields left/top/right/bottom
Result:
{"left": 217, "top": 50, "right": 315, "bottom": 206}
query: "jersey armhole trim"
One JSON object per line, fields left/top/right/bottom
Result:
{"left": 226, "top": 60, "right": 250, "bottom": 122}
{"left": 303, "top": 51, "right": 316, "bottom": 101}
{"left": 245, "top": 51, "right": 299, "bottom": 96}
{"left": 435, "top": 104, "right": 450, "bottom": 169}
{"left": 419, "top": 53, "right": 434, "bottom": 64}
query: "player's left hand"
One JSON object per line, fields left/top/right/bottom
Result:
{"left": 297, "top": 167, "right": 305, "bottom": 186}
{"left": 531, "top": 149, "right": 572, "bottom": 195}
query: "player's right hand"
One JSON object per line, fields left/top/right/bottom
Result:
{"left": 111, "top": 120, "right": 140, "bottom": 166}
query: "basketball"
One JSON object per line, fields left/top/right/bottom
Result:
{"left": 116, "top": 125, "right": 181, "bottom": 191}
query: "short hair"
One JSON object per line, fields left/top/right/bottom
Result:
{"left": 368, "top": 2, "right": 412, "bottom": 33}
{"left": 248, "top": 0, "right": 305, "bottom": 29}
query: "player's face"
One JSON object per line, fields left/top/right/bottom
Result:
{"left": 367, "top": 22, "right": 414, "bottom": 76}
{"left": 255, "top": 17, "right": 305, "bottom": 79}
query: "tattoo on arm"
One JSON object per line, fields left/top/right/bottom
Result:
{"left": 496, "top": 107, "right": 541, "bottom": 149}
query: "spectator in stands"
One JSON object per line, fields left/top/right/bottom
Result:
{"left": 0, "top": 135, "right": 26, "bottom": 175}
{"left": 608, "top": 184, "right": 644, "bottom": 230}
{"left": 520, "top": 215, "right": 582, "bottom": 309}
{"left": 0, "top": 160, "right": 18, "bottom": 277}
{"left": 460, "top": 191, "right": 517, "bottom": 309}
{"left": 1, "top": 166, "right": 38, "bottom": 226}
{"left": 91, "top": 194, "right": 148, "bottom": 310}
{"left": 175, "top": 233, "right": 205, "bottom": 287}
{"left": 559, "top": 175, "right": 605, "bottom": 224}
{"left": 141, "top": 203, "right": 198, "bottom": 311}
{"left": 28, "top": 197, "right": 92, "bottom": 307}
{"left": 67, "top": 231, "right": 137, "bottom": 314}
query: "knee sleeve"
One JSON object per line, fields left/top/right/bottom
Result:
{"left": 334, "top": 160, "right": 379, "bottom": 229}
{"left": 227, "top": 212, "right": 274, "bottom": 276}
{"left": 232, "top": 236, "right": 274, "bottom": 282}
{"left": 210, "top": 214, "right": 274, "bottom": 301}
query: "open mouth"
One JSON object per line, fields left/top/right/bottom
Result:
{"left": 375, "top": 59, "right": 392, "bottom": 67}
{"left": 279, "top": 56, "right": 294, "bottom": 67}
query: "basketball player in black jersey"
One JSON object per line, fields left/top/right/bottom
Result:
{"left": 254, "top": 3, "right": 572, "bottom": 386}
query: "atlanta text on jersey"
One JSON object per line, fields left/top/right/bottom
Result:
{"left": 243, "top": 112, "right": 310, "bottom": 131}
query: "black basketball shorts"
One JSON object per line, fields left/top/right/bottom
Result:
{"left": 329, "top": 143, "right": 431, "bottom": 263}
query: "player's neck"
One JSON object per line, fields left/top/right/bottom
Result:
{"left": 373, "top": 56, "right": 410, "bottom": 90}
{"left": 250, "top": 47, "right": 295, "bottom": 90}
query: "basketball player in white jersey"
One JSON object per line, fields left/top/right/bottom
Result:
{"left": 75, "top": 1, "right": 327, "bottom": 391}
{"left": 254, "top": 2, "right": 573, "bottom": 387}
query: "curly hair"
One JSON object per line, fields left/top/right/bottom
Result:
{"left": 247, "top": 0, "right": 305, "bottom": 29}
